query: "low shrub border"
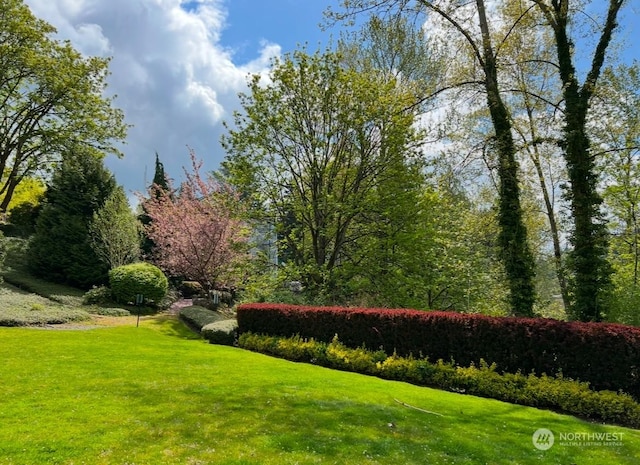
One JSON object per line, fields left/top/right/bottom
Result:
{"left": 202, "top": 320, "right": 238, "bottom": 345}
{"left": 236, "top": 303, "right": 640, "bottom": 398}
{"left": 238, "top": 332, "right": 640, "bottom": 429}
{"left": 179, "top": 306, "right": 225, "bottom": 332}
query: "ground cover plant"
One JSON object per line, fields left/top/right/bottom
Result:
{"left": 0, "top": 318, "right": 638, "bottom": 465}
{"left": 0, "top": 281, "right": 90, "bottom": 326}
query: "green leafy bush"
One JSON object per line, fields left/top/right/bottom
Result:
{"left": 201, "top": 320, "right": 238, "bottom": 345}
{"left": 88, "top": 307, "right": 130, "bottom": 317}
{"left": 179, "top": 306, "right": 225, "bottom": 332}
{"left": 238, "top": 332, "right": 640, "bottom": 428}
{"left": 108, "top": 262, "right": 168, "bottom": 306}
{"left": 180, "top": 281, "right": 204, "bottom": 298}
{"left": 82, "top": 286, "right": 113, "bottom": 305}
{"left": 7, "top": 202, "right": 41, "bottom": 237}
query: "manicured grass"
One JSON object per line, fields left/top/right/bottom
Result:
{"left": 0, "top": 318, "right": 638, "bottom": 465}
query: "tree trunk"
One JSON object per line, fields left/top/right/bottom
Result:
{"left": 477, "top": 0, "right": 536, "bottom": 316}
{"left": 539, "top": 0, "right": 625, "bottom": 321}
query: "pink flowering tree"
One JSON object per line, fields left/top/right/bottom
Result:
{"left": 142, "top": 150, "right": 248, "bottom": 292}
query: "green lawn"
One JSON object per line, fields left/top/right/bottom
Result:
{"left": 0, "top": 318, "right": 638, "bottom": 465}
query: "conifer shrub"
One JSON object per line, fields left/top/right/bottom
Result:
{"left": 108, "top": 262, "right": 168, "bottom": 306}
{"left": 179, "top": 306, "right": 224, "bottom": 332}
{"left": 201, "top": 320, "right": 238, "bottom": 345}
{"left": 82, "top": 286, "right": 113, "bottom": 305}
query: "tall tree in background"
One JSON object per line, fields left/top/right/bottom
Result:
{"left": 27, "top": 149, "right": 116, "bottom": 288}
{"left": 328, "top": 1, "right": 537, "bottom": 316}
{"left": 0, "top": 0, "right": 127, "bottom": 212}
{"left": 593, "top": 63, "right": 640, "bottom": 324}
{"left": 90, "top": 186, "right": 141, "bottom": 269}
{"left": 532, "top": 0, "right": 625, "bottom": 321}
{"left": 143, "top": 150, "right": 248, "bottom": 292}
{"left": 140, "top": 153, "right": 171, "bottom": 257}
{"left": 151, "top": 152, "right": 170, "bottom": 193}
{"left": 222, "top": 50, "right": 425, "bottom": 300}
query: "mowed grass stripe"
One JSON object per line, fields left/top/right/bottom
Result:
{"left": 0, "top": 318, "right": 638, "bottom": 465}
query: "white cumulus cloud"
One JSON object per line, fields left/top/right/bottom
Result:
{"left": 23, "top": 0, "right": 281, "bottom": 200}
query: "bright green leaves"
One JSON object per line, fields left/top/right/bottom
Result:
{"left": 0, "top": 0, "right": 127, "bottom": 212}
{"left": 222, "top": 49, "right": 424, "bottom": 300}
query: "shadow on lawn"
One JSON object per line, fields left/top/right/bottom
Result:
{"left": 143, "top": 314, "right": 202, "bottom": 340}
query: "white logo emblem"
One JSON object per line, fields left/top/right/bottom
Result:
{"left": 533, "top": 428, "right": 555, "bottom": 450}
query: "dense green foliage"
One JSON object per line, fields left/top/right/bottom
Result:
{"left": 239, "top": 332, "right": 640, "bottom": 428}
{"left": 90, "top": 186, "right": 141, "bottom": 269}
{"left": 178, "top": 305, "right": 225, "bottom": 331}
{"left": 82, "top": 285, "right": 113, "bottom": 306}
{"left": 325, "top": 1, "right": 633, "bottom": 322}
{"left": 140, "top": 153, "right": 171, "bottom": 257}
{"left": 0, "top": 0, "right": 126, "bottom": 212}
{"left": 222, "top": 49, "right": 429, "bottom": 306}
{"left": 201, "top": 319, "right": 238, "bottom": 345}
{"left": 108, "top": 262, "right": 168, "bottom": 306}
{"left": 6, "top": 201, "right": 41, "bottom": 237}
{"left": 27, "top": 151, "right": 116, "bottom": 288}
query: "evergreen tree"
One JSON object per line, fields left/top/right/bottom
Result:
{"left": 151, "top": 152, "right": 170, "bottom": 193}
{"left": 28, "top": 150, "right": 116, "bottom": 288}
{"left": 140, "top": 152, "right": 170, "bottom": 257}
{"left": 90, "top": 186, "right": 141, "bottom": 269}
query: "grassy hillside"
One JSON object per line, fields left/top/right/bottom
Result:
{"left": 0, "top": 318, "right": 638, "bottom": 465}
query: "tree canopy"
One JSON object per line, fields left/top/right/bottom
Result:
{"left": 0, "top": 0, "right": 127, "bottom": 212}
{"left": 222, "top": 50, "right": 430, "bottom": 302}
{"left": 27, "top": 148, "right": 116, "bottom": 288}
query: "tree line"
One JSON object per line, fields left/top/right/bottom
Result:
{"left": 2, "top": 0, "right": 639, "bottom": 325}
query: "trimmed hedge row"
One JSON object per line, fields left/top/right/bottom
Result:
{"left": 239, "top": 332, "right": 640, "bottom": 428}
{"left": 179, "top": 306, "right": 237, "bottom": 345}
{"left": 236, "top": 303, "right": 640, "bottom": 398}
{"left": 179, "top": 306, "right": 225, "bottom": 332}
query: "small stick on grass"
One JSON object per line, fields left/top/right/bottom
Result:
{"left": 394, "top": 398, "right": 444, "bottom": 417}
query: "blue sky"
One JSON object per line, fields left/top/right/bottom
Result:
{"left": 20, "top": 0, "right": 640, "bottom": 203}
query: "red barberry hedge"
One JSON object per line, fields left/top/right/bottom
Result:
{"left": 236, "top": 303, "right": 640, "bottom": 398}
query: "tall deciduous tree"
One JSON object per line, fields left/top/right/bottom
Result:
{"left": 329, "top": 1, "right": 537, "bottom": 316}
{"left": 142, "top": 150, "right": 248, "bottom": 292}
{"left": 531, "top": 0, "right": 626, "bottom": 321}
{"left": 90, "top": 186, "right": 141, "bottom": 269}
{"left": 222, "top": 50, "right": 425, "bottom": 298}
{"left": 0, "top": 0, "right": 127, "bottom": 212}
{"left": 593, "top": 63, "right": 640, "bottom": 324}
{"left": 27, "top": 149, "right": 116, "bottom": 288}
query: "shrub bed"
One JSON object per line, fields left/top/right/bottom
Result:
{"left": 179, "top": 306, "right": 225, "bottom": 332}
{"left": 109, "top": 263, "right": 168, "bottom": 306}
{"left": 202, "top": 320, "right": 238, "bottom": 345}
{"left": 0, "top": 307, "right": 91, "bottom": 327}
{"left": 238, "top": 332, "right": 640, "bottom": 428}
{"left": 237, "top": 303, "right": 640, "bottom": 398}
